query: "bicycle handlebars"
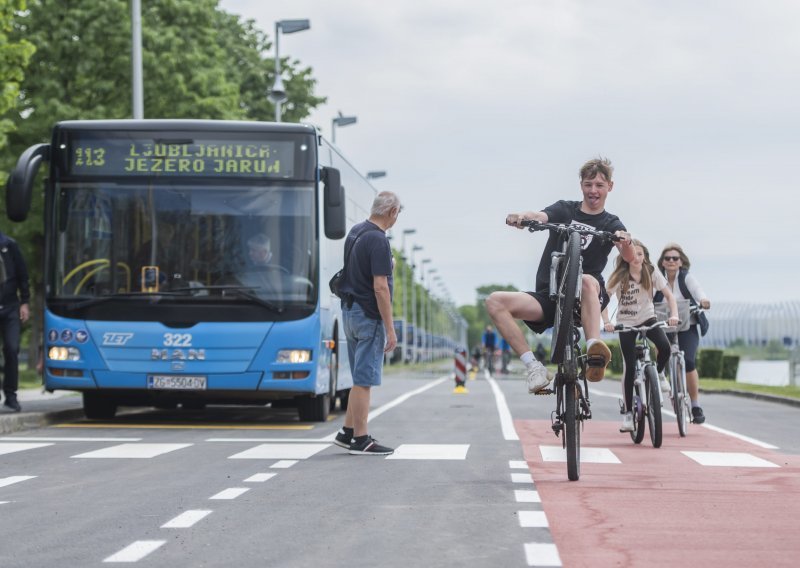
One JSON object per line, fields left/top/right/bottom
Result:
{"left": 518, "top": 219, "right": 624, "bottom": 242}
{"left": 613, "top": 321, "right": 669, "bottom": 333}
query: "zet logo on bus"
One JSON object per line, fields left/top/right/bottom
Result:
{"left": 102, "top": 332, "right": 134, "bottom": 346}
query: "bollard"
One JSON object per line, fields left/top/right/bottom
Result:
{"left": 454, "top": 347, "right": 468, "bottom": 393}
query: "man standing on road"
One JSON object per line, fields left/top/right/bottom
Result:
{"left": 333, "top": 192, "right": 402, "bottom": 456}
{"left": 0, "top": 230, "right": 30, "bottom": 412}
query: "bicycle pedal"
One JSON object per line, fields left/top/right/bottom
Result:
{"left": 586, "top": 355, "right": 606, "bottom": 368}
{"left": 535, "top": 388, "right": 555, "bottom": 395}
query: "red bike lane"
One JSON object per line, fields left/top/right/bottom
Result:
{"left": 516, "top": 419, "right": 800, "bottom": 567}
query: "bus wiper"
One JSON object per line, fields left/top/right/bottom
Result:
{"left": 69, "top": 291, "right": 183, "bottom": 310}
{"left": 170, "top": 285, "right": 285, "bottom": 313}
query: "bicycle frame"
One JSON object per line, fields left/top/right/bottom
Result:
{"left": 667, "top": 329, "right": 691, "bottom": 436}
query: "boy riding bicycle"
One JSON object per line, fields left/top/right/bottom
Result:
{"left": 485, "top": 157, "right": 634, "bottom": 393}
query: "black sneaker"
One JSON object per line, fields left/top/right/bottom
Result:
{"left": 3, "top": 395, "right": 21, "bottom": 413}
{"left": 692, "top": 406, "right": 706, "bottom": 424}
{"left": 348, "top": 436, "right": 394, "bottom": 456}
{"left": 333, "top": 428, "right": 353, "bottom": 449}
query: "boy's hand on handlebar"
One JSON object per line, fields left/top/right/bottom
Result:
{"left": 614, "top": 230, "right": 632, "bottom": 245}
{"left": 506, "top": 213, "right": 539, "bottom": 228}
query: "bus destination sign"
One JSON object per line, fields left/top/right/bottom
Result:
{"left": 68, "top": 137, "right": 296, "bottom": 178}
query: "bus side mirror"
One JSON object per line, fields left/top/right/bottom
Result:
{"left": 322, "top": 166, "right": 346, "bottom": 239}
{"left": 6, "top": 143, "right": 50, "bottom": 222}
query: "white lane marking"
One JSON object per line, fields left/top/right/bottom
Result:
{"left": 161, "top": 510, "right": 212, "bottom": 528}
{"left": 486, "top": 375, "right": 519, "bottom": 441}
{"left": 519, "top": 510, "right": 549, "bottom": 528}
{"left": 364, "top": 376, "right": 449, "bottom": 424}
{"left": 0, "top": 442, "right": 53, "bottom": 456}
{"left": 270, "top": 460, "right": 298, "bottom": 468}
{"left": 0, "top": 475, "right": 37, "bottom": 489}
{"left": 103, "top": 540, "right": 166, "bottom": 563}
{"left": 72, "top": 443, "right": 192, "bottom": 459}
{"left": 0, "top": 501, "right": 8, "bottom": 505}
{"left": 700, "top": 423, "right": 779, "bottom": 449}
{"left": 539, "top": 445, "right": 620, "bottom": 464}
{"left": 509, "top": 460, "right": 529, "bottom": 469}
{"left": 515, "top": 490, "right": 541, "bottom": 503}
{"left": 244, "top": 473, "right": 277, "bottom": 483}
{"left": 682, "top": 451, "right": 779, "bottom": 468}
{"left": 228, "top": 443, "right": 328, "bottom": 460}
{"left": 0, "top": 437, "right": 141, "bottom": 442}
{"left": 524, "top": 542, "right": 562, "bottom": 567}
{"left": 208, "top": 438, "right": 328, "bottom": 443}
{"left": 591, "top": 386, "right": 781, "bottom": 449}
{"left": 511, "top": 472, "right": 534, "bottom": 484}
{"left": 386, "top": 444, "right": 469, "bottom": 460}
{"left": 209, "top": 487, "right": 250, "bottom": 500}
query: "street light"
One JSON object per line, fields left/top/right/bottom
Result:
{"left": 426, "top": 267, "right": 438, "bottom": 362}
{"left": 421, "top": 259, "right": 432, "bottom": 362}
{"left": 269, "top": 19, "right": 311, "bottom": 122}
{"left": 401, "top": 229, "right": 416, "bottom": 364}
{"left": 410, "top": 245, "right": 423, "bottom": 362}
{"left": 332, "top": 111, "right": 357, "bottom": 144}
{"left": 366, "top": 171, "right": 387, "bottom": 180}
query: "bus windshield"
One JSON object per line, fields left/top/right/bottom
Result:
{"left": 52, "top": 180, "right": 317, "bottom": 309}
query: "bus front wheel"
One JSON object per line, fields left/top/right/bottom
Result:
{"left": 83, "top": 392, "right": 118, "bottom": 420}
{"left": 297, "top": 393, "right": 330, "bottom": 422}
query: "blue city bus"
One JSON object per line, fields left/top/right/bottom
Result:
{"left": 6, "top": 119, "right": 378, "bottom": 421}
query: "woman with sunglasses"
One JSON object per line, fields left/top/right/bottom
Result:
{"left": 656, "top": 243, "right": 711, "bottom": 424}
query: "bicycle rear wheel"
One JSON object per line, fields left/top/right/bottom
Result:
{"left": 671, "top": 354, "right": 689, "bottom": 437}
{"left": 645, "top": 365, "right": 663, "bottom": 448}
{"left": 551, "top": 232, "right": 581, "bottom": 365}
{"left": 564, "top": 381, "right": 580, "bottom": 481}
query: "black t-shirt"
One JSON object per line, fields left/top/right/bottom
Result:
{"left": 340, "top": 220, "right": 393, "bottom": 319}
{"left": 534, "top": 200, "right": 626, "bottom": 293}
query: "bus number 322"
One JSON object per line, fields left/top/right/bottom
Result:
{"left": 163, "top": 333, "right": 192, "bottom": 347}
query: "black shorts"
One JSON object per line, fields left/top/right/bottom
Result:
{"left": 522, "top": 279, "right": 610, "bottom": 335}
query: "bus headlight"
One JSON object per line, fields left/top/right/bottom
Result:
{"left": 48, "top": 346, "right": 81, "bottom": 362}
{"left": 276, "top": 349, "right": 312, "bottom": 363}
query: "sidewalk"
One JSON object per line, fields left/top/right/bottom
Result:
{"left": 0, "top": 388, "right": 85, "bottom": 435}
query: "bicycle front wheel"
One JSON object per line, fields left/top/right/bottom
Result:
{"left": 551, "top": 232, "right": 581, "bottom": 364}
{"left": 645, "top": 365, "right": 663, "bottom": 448}
{"left": 671, "top": 354, "right": 689, "bottom": 437}
{"left": 564, "top": 381, "right": 581, "bottom": 481}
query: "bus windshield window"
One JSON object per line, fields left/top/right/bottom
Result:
{"left": 53, "top": 181, "right": 317, "bottom": 305}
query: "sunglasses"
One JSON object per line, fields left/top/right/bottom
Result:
{"left": 663, "top": 256, "right": 681, "bottom": 261}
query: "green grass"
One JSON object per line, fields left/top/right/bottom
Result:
{"left": 698, "top": 378, "right": 800, "bottom": 400}
{"left": 17, "top": 366, "right": 44, "bottom": 390}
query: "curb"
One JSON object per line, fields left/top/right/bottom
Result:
{"left": 0, "top": 408, "right": 86, "bottom": 435}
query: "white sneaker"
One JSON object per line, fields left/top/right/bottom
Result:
{"left": 659, "top": 372, "right": 671, "bottom": 394}
{"left": 619, "top": 411, "right": 634, "bottom": 432}
{"left": 525, "top": 361, "right": 551, "bottom": 393}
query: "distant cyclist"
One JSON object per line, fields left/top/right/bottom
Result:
{"left": 486, "top": 157, "right": 634, "bottom": 393}
{"left": 604, "top": 239, "right": 679, "bottom": 432}
{"left": 482, "top": 325, "right": 497, "bottom": 375}
{"left": 655, "top": 243, "right": 711, "bottom": 424}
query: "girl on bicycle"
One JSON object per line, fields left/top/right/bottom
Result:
{"left": 604, "top": 239, "right": 679, "bottom": 432}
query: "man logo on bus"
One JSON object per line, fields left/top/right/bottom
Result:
{"left": 103, "top": 332, "right": 134, "bottom": 346}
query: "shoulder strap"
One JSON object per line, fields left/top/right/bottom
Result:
{"left": 677, "top": 268, "right": 697, "bottom": 306}
{"left": 343, "top": 225, "right": 382, "bottom": 271}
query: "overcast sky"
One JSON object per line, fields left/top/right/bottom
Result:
{"left": 221, "top": 0, "right": 799, "bottom": 308}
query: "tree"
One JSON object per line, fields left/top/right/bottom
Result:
{"left": 0, "top": 0, "right": 34, "bottom": 160}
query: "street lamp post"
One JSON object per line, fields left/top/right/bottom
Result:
{"left": 426, "top": 268, "right": 438, "bottom": 362}
{"left": 269, "top": 19, "right": 311, "bottom": 122}
{"left": 410, "top": 245, "right": 423, "bottom": 363}
{"left": 401, "top": 229, "right": 416, "bottom": 364}
{"left": 332, "top": 111, "right": 357, "bottom": 144}
{"left": 420, "top": 259, "right": 432, "bottom": 362}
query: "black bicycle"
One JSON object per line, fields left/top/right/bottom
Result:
{"left": 613, "top": 321, "right": 666, "bottom": 448}
{"left": 520, "top": 220, "right": 622, "bottom": 480}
